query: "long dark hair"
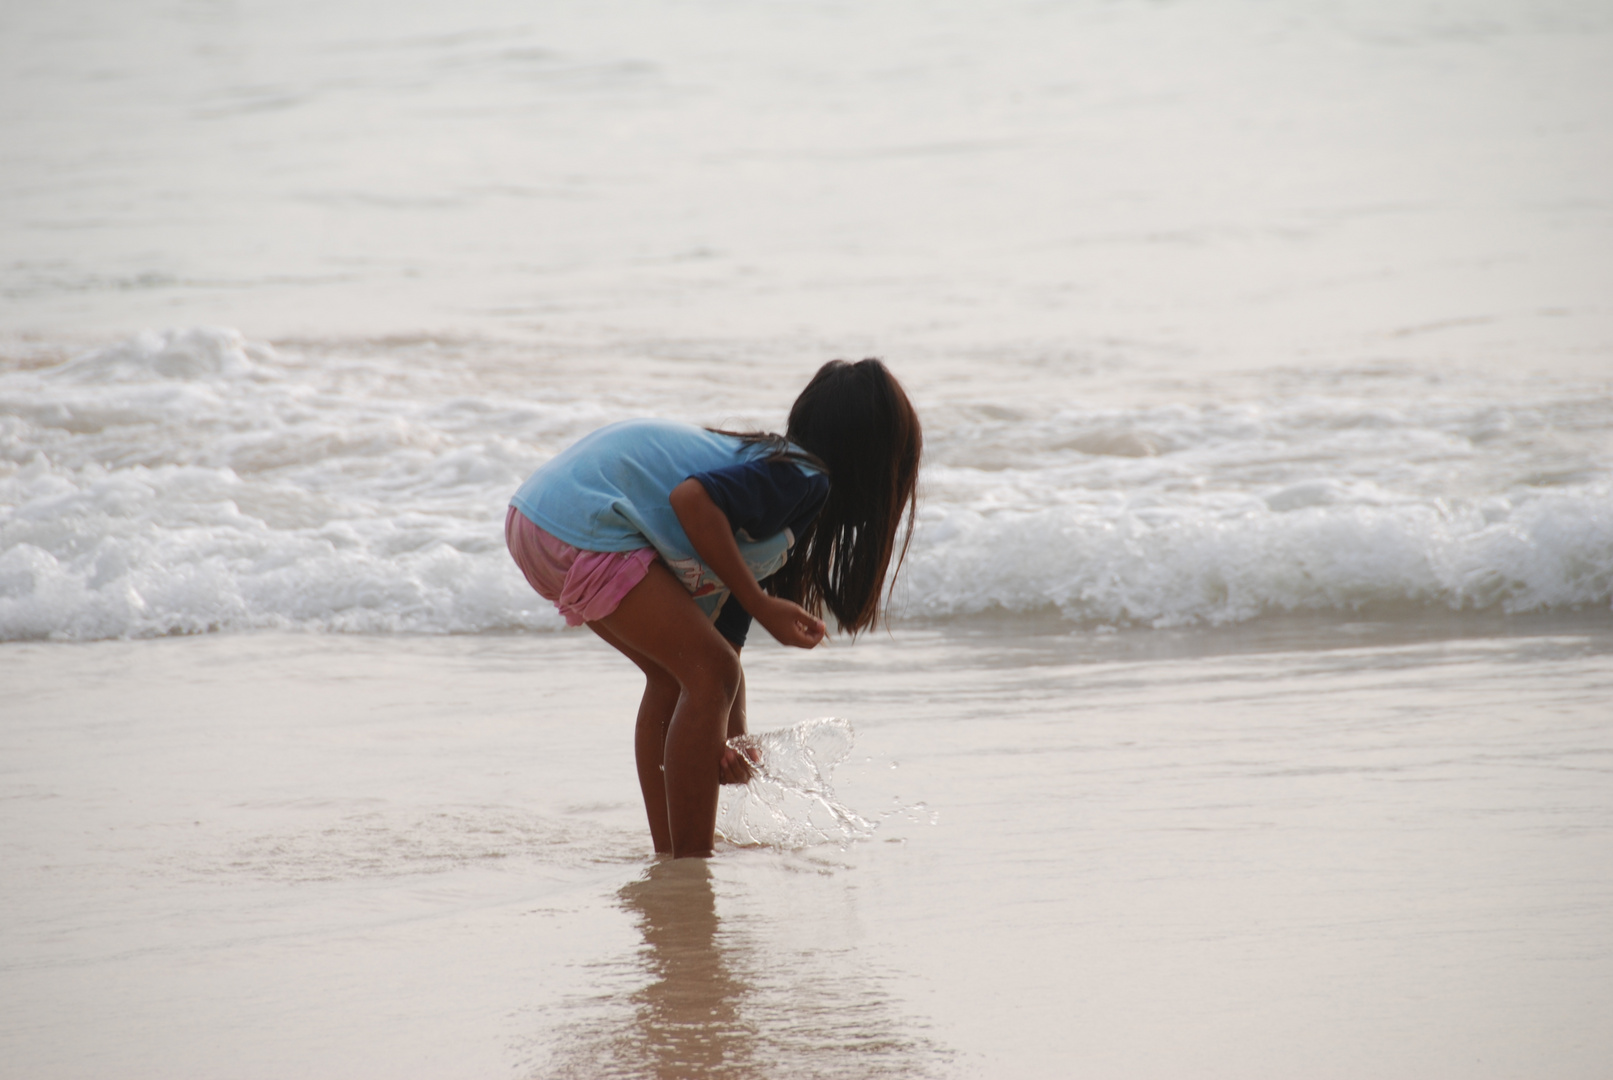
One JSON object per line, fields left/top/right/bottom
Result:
{"left": 763, "top": 358, "right": 923, "bottom": 635}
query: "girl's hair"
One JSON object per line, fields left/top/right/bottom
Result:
{"left": 762, "top": 358, "right": 922, "bottom": 635}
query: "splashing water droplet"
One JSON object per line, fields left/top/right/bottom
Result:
{"left": 716, "top": 718, "right": 874, "bottom": 850}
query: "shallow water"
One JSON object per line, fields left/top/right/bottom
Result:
{"left": 3, "top": 627, "right": 1611, "bottom": 1078}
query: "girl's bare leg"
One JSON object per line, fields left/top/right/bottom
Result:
{"left": 588, "top": 620, "right": 679, "bottom": 853}
{"left": 592, "top": 624, "right": 750, "bottom": 850}
{"left": 590, "top": 562, "right": 742, "bottom": 858}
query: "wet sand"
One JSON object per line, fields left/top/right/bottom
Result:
{"left": 4, "top": 623, "right": 1611, "bottom": 1078}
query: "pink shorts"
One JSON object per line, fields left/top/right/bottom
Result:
{"left": 505, "top": 506, "right": 658, "bottom": 626}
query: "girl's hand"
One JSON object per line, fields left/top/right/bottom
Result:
{"left": 755, "top": 595, "right": 827, "bottom": 649}
{"left": 719, "top": 743, "right": 760, "bottom": 785}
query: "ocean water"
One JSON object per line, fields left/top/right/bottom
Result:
{"left": 4, "top": 0, "right": 1610, "bottom": 367}
{"left": 3, "top": 0, "right": 1613, "bottom": 1077}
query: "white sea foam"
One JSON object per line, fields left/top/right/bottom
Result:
{"left": 904, "top": 484, "right": 1613, "bottom": 627}
{"left": 2, "top": 329, "right": 1610, "bottom": 641}
{"left": 0, "top": 328, "right": 584, "bottom": 640}
{"left": 904, "top": 395, "right": 1613, "bottom": 626}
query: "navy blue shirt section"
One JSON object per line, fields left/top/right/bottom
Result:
{"left": 712, "top": 592, "right": 756, "bottom": 647}
{"left": 692, "top": 458, "right": 829, "bottom": 647}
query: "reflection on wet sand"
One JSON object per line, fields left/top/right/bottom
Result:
{"left": 618, "top": 859, "right": 756, "bottom": 1078}
{"left": 538, "top": 858, "right": 946, "bottom": 1079}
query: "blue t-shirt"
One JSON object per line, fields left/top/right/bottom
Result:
{"left": 510, "top": 419, "right": 828, "bottom": 646}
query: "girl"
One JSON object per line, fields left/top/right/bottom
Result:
{"left": 505, "top": 359, "right": 922, "bottom": 858}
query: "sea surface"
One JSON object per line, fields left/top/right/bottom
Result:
{"left": 3, "top": 1, "right": 1612, "bottom": 1077}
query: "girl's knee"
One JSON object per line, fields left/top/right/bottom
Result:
{"left": 682, "top": 645, "right": 741, "bottom": 705}
{"left": 643, "top": 667, "right": 680, "bottom": 703}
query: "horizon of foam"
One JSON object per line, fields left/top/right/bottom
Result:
{"left": 2, "top": 328, "right": 1610, "bottom": 641}
{"left": 900, "top": 482, "right": 1613, "bottom": 628}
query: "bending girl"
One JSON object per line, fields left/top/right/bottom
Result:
{"left": 505, "top": 359, "right": 922, "bottom": 857}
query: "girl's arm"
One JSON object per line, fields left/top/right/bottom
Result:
{"left": 717, "top": 658, "right": 754, "bottom": 784}
{"left": 669, "top": 478, "right": 826, "bottom": 649}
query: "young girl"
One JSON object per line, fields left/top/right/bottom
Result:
{"left": 505, "top": 359, "right": 922, "bottom": 858}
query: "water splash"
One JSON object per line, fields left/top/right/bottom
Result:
{"left": 716, "top": 718, "right": 873, "bottom": 849}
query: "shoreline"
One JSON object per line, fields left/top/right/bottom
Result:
{"left": 5, "top": 601, "right": 1610, "bottom": 657}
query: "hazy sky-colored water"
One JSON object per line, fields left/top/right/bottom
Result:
{"left": 4, "top": 0, "right": 1610, "bottom": 377}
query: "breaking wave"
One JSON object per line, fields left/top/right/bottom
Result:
{"left": 3, "top": 328, "right": 1609, "bottom": 640}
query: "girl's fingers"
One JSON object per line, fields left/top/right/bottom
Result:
{"left": 719, "top": 746, "right": 754, "bottom": 784}
{"left": 760, "top": 597, "right": 825, "bottom": 648}
{"left": 788, "top": 602, "right": 826, "bottom": 646}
